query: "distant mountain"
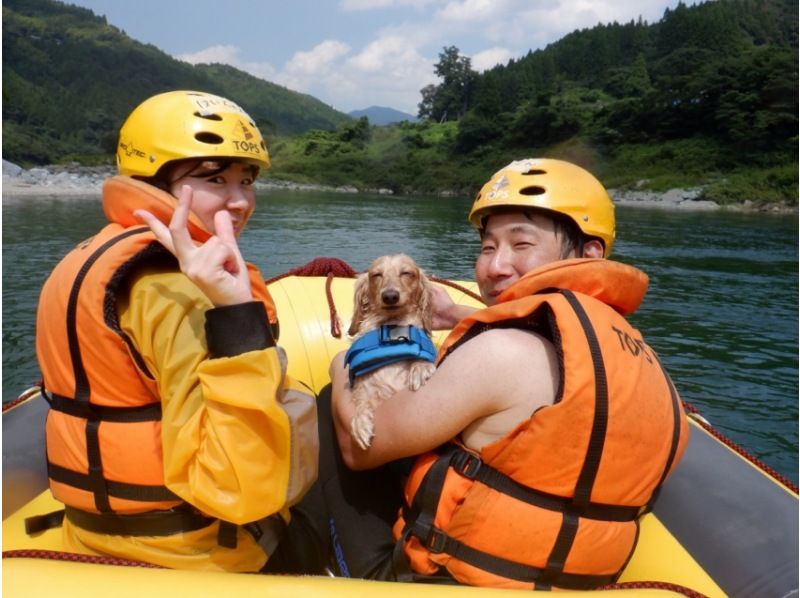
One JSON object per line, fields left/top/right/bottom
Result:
{"left": 2, "top": 0, "right": 351, "bottom": 165}
{"left": 348, "top": 106, "right": 418, "bottom": 126}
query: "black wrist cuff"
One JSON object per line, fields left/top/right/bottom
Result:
{"left": 205, "top": 301, "right": 276, "bottom": 358}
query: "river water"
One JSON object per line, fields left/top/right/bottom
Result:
{"left": 3, "top": 189, "right": 797, "bottom": 482}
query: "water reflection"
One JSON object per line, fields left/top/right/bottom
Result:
{"left": 2, "top": 191, "right": 797, "bottom": 482}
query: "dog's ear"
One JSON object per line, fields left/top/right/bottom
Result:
{"left": 348, "top": 272, "right": 369, "bottom": 336}
{"left": 417, "top": 269, "right": 434, "bottom": 333}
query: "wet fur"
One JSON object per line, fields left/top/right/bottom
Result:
{"left": 347, "top": 254, "right": 436, "bottom": 449}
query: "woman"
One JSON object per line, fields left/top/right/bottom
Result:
{"left": 34, "top": 90, "right": 322, "bottom": 572}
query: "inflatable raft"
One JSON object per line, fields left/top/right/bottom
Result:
{"left": 3, "top": 268, "right": 798, "bottom": 597}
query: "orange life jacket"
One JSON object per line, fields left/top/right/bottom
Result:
{"left": 394, "top": 259, "right": 689, "bottom": 590}
{"left": 36, "top": 176, "right": 278, "bottom": 521}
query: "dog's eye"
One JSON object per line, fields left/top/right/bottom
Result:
{"left": 369, "top": 272, "right": 383, "bottom": 280}
{"left": 401, "top": 271, "right": 415, "bottom": 278}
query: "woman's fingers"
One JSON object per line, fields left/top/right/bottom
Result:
{"left": 135, "top": 187, "right": 252, "bottom": 307}
{"left": 167, "top": 186, "right": 197, "bottom": 260}
{"left": 134, "top": 209, "right": 175, "bottom": 254}
{"left": 133, "top": 186, "right": 194, "bottom": 259}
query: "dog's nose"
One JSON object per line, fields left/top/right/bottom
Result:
{"left": 382, "top": 289, "right": 400, "bottom": 305}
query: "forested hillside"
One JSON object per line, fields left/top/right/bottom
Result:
{"left": 433, "top": 0, "right": 797, "bottom": 160}
{"left": 277, "top": 0, "right": 797, "bottom": 205}
{"left": 3, "top": 0, "right": 797, "bottom": 206}
{"left": 2, "top": 0, "right": 350, "bottom": 165}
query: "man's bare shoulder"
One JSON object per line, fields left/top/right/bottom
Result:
{"left": 447, "top": 327, "right": 554, "bottom": 364}
{"left": 438, "top": 327, "right": 560, "bottom": 449}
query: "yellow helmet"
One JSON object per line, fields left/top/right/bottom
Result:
{"left": 116, "top": 90, "right": 270, "bottom": 177}
{"left": 469, "top": 158, "right": 616, "bottom": 255}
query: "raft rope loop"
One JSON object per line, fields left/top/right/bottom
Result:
{"left": 265, "top": 257, "right": 359, "bottom": 339}
{"left": 597, "top": 580, "right": 710, "bottom": 597}
{"left": 3, "top": 549, "right": 163, "bottom": 569}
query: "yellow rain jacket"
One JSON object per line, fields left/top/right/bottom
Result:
{"left": 36, "top": 177, "right": 318, "bottom": 571}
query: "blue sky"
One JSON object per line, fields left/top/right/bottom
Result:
{"left": 67, "top": 0, "right": 697, "bottom": 115}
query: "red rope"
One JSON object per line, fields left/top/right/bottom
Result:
{"left": 326, "top": 273, "right": 343, "bottom": 338}
{"left": 682, "top": 401, "right": 798, "bottom": 493}
{"left": 3, "top": 549, "right": 164, "bottom": 569}
{"left": 597, "top": 580, "right": 710, "bottom": 597}
{"left": 429, "top": 275, "right": 485, "bottom": 305}
{"left": 265, "top": 257, "right": 357, "bottom": 284}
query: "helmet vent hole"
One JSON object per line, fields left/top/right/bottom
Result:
{"left": 519, "top": 186, "right": 546, "bottom": 196}
{"left": 523, "top": 169, "right": 547, "bottom": 176}
{"left": 195, "top": 132, "right": 224, "bottom": 145}
{"left": 195, "top": 112, "right": 223, "bottom": 121}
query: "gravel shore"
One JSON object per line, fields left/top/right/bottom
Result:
{"left": 2, "top": 159, "right": 722, "bottom": 210}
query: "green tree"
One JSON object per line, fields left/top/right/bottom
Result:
{"left": 418, "top": 46, "right": 476, "bottom": 122}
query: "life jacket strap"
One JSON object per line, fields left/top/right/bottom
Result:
{"left": 218, "top": 514, "right": 287, "bottom": 556}
{"left": 401, "top": 445, "right": 639, "bottom": 589}
{"left": 24, "top": 509, "right": 66, "bottom": 535}
{"left": 450, "top": 449, "right": 641, "bottom": 521}
{"left": 344, "top": 325, "right": 436, "bottom": 385}
{"left": 52, "top": 505, "right": 216, "bottom": 536}
{"left": 422, "top": 525, "right": 616, "bottom": 590}
{"left": 46, "top": 390, "right": 162, "bottom": 422}
{"left": 47, "top": 462, "right": 181, "bottom": 503}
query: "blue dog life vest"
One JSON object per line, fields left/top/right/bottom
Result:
{"left": 344, "top": 325, "right": 437, "bottom": 386}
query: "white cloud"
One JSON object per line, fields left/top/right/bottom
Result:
{"left": 284, "top": 40, "right": 351, "bottom": 76}
{"left": 339, "top": 0, "right": 437, "bottom": 10}
{"left": 176, "top": 44, "right": 277, "bottom": 81}
{"left": 470, "top": 47, "right": 513, "bottom": 72}
{"left": 436, "top": 0, "right": 508, "bottom": 22}
{"left": 172, "top": 0, "right": 694, "bottom": 115}
{"left": 177, "top": 44, "right": 240, "bottom": 65}
{"left": 273, "top": 34, "right": 435, "bottom": 113}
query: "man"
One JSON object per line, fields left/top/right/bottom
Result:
{"left": 322, "top": 158, "right": 689, "bottom": 590}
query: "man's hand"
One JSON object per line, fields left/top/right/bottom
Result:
{"left": 431, "top": 284, "right": 479, "bottom": 330}
{"left": 135, "top": 185, "right": 253, "bottom": 307}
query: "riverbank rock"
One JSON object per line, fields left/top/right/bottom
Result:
{"left": 2, "top": 162, "right": 745, "bottom": 212}
{"left": 609, "top": 187, "right": 720, "bottom": 211}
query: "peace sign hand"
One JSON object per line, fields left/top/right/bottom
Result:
{"left": 135, "top": 185, "right": 253, "bottom": 307}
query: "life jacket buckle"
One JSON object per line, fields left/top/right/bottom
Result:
{"left": 425, "top": 527, "right": 447, "bottom": 553}
{"left": 452, "top": 450, "right": 482, "bottom": 479}
{"left": 381, "top": 325, "right": 411, "bottom": 343}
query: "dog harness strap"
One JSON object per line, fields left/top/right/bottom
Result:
{"left": 344, "top": 325, "right": 437, "bottom": 385}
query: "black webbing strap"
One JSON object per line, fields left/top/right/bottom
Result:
{"left": 403, "top": 447, "right": 455, "bottom": 544}
{"left": 86, "top": 419, "right": 111, "bottom": 512}
{"left": 424, "top": 526, "right": 616, "bottom": 589}
{"left": 66, "top": 227, "right": 151, "bottom": 403}
{"left": 46, "top": 391, "right": 162, "bottom": 422}
{"left": 24, "top": 509, "right": 66, "bottom": 534}
{"left": 63, "top": 227, "right": 154, "bottom": 513}
{"left": 449, "top": 450, "right": 640, "bottom": 522}
{"left": 401, "top": 447, "right": 620, "bottom": 590}
{"left": 218, "top": 521, "right": 238, "bottom": 548}
{"left": 539, "top": 290, "right": 611, "bottom": 585}
{"left": 47, "top": 463, "right": 180, "bottom": 503}
{"left": 64, "top": 506, "right": 215, "bottom": 536}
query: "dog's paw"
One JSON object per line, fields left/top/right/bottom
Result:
{"left": 408, "top": 361, "right": 436, "bottom": 391}
{"left": 351, "top": 410, "right": 374, "bottom": 450}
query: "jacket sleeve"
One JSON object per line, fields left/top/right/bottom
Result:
{"left": 118, "top": 269, "right": 296, "bottom": 524}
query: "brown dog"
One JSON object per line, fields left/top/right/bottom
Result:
{"left": 346, "top": 254, "right": 436, "bottom": 449}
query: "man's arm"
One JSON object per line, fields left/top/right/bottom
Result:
{"left": 330, "top": 328, "right": 559, "bottom": 470}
